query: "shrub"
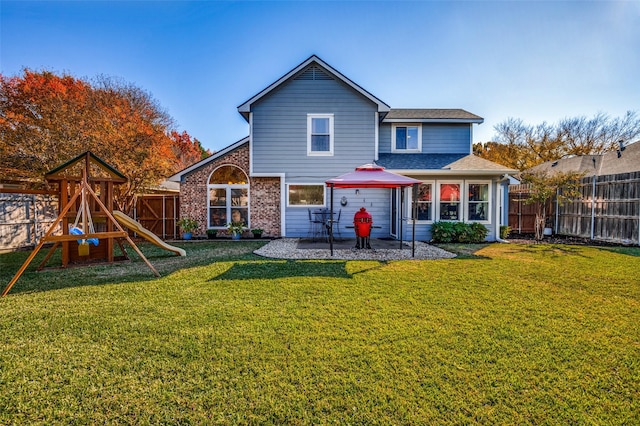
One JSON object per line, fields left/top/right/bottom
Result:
{"left": 431, "top": 221, "right": 488, "bottom": 243}
{"left": 500, "top": 225, "right": 511, "bottom": 239}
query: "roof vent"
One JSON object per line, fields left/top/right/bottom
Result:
{"left": 295, "top": 66, "right": 334, "bottom": 81}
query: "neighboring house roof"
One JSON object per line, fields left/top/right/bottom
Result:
{"left": 528, "top": 140, "right": 640, "bottom": 177}
{"left": 376, "top": 153, "right": 516, "bottom": 176}
{"left": 383, "top": 109, "right": 484, "bottom": 124}
{"left": 237, "top": 55, "right": 391, "bottom": 122}
{"left": 168, "top": 136, "right": 249, "bottom": 182}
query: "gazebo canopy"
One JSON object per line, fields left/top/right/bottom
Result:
{"left": 325, "top": 164, "right": 421, "bottom": 188}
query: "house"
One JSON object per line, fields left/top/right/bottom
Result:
{"left": 527, "top": 140, "right": 640, "bottom": 177}
{"left": 170, "top": 55, "right": 516, "bottom": 241}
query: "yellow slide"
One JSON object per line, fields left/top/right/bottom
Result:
{"left": 113, "top": 211, "right": 186, "bottom": 257}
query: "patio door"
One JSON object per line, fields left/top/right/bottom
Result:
{"left": 390, "top": 188, "right": 398, "bottom": 238}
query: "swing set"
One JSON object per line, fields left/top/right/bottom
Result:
{"left": 2, "top": 152, "right": 160, "bottom": 297}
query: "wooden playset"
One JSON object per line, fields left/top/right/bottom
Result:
{"left": 2, "top": 152, "right": 160, "bottom": 297}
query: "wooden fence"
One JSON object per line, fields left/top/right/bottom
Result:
{"left": 132, "top": 195, "right": 180, "bottom": 240}
{"left": 509, "top": 172, "right": 640, "bottom": 245}
{"left": 0, "top": 191, "right": 180, "bottom": 250}
{"left": 0, "top": 189, "right": 59, "bottom": 250}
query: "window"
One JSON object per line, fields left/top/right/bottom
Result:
{"left": 307, "top": 114, "right": 334, "bottom": 155}
{"left": 208, "top": 165, "right": 249, "bottom": 228}
{"left": 439, "top": 183, "right": 461, "bottom": 221}
{"left": 392, "top": 124, "right": 421, "bottom": 152}
{"left": 467, "top": 183, "right": 489, "bottom": 221}
{"left": 414, "top": 183, "right": 433, "bottom": 221}
{"left": 288, "top": 184, "right": 325, "bottom": 207}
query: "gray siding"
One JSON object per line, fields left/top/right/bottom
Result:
{"left": 252, "top": 75, "right": 378, "bottom": 178}
{"left": 397, "top": 177, "right": 502, "bottom": 242}
{"left": 285, "top": 188, "right": 392, "bottom": 238}
{"left": 379, "top": 123, "right": 472, "bottom": 154}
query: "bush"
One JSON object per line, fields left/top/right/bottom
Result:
{"left": 431, "top": 221, "right": 488, "bottom": 243}
{"left": 500, "top": 225, "right": 511, "bottom": 239}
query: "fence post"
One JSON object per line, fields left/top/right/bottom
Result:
{"left": 590, "top": 175, "right": 596, "bottom": 240}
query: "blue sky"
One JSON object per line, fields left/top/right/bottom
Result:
{"left": 1, "top": 1, "right": 638, "bottom": 153}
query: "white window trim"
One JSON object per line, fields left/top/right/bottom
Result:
{"left": 435, "top": 181, "right": 464, "bottom": 222}
{"left": 465, "top": 181, "right": 492, "bottom": 224}
{"left": 408, "top": 181, "right": 435, "bottom": 223}
{"left": 391, "top": 124, "right": 422, "bottom": 153}
{"left": 207, "top": 185, "right": 250, "bottom": 229}
{"left": 307, "top": 114, "right": 334, "bottom": 156}
{"left": 207, "top": 165, "right": 250, "bottom": 229}
{"left": 286, "top": 183, "right": 326, "bottom": 208}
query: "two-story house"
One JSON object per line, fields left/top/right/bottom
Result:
{"left": 170, "top": 55, "right": 515, "bottom": 241}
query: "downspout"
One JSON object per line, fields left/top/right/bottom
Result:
{"left": 495, "top": 176, "right": 509, "bottom": 243}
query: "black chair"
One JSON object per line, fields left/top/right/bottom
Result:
{"left": 331, "top": 209, "right": 342, "bottom": 240}
{"left": 307, "top": 209, "right": 323, "bottom": 241}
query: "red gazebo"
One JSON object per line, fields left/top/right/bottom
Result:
{"left": 325, "top": 164, "right": 421, "bottom": 256}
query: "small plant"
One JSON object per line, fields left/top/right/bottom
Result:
{"left": 251, "top": 228, "right": 264, "bottom": 238}
{"left": 177, "top": 218, "right": 198, "bottom": 233}
{"left": 227, "top": 221, "right": 245, "bottom": 237}
{"left": 206, "top": 229, "right": 217, "bottom": 239}
{"left": 500, "top": 225, "right": 511, "bottom": 240}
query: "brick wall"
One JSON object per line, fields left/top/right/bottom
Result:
{"left": 179, "top": 143, "right": 281, "bottom": 237}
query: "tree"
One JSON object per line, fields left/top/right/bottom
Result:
{"left": 520, "top": 170, "right": 584, "bottom": 241}
{"left": 169, "top": 130, "right": 211, "bottom": 171}
{"left": 0, "top": 69, "right": 204, "bottom": 211}
{"left": 476, "top": 112, "right": 640, "bottom": 171}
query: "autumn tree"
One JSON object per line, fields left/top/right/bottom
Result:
{"left": 0, "top": 69, "right": 205, "bottom": 211}
{"left": 474, "top": 112, "right": 640, "bottom": 171}
{"left": 169, "top": 130, "right": 211, "bottom": 171}
{"left": 519, "top": 170, "right": 584, "bottom": 241}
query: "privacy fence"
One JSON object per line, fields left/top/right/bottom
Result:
{"left": 509, "top": 171, "right": 640, "bottom": 245}
{"left": 0, "top": 190, "right": 179, "bottom": 250}
{"left": 0, "top": 189, "right": 59, "bottom": 250}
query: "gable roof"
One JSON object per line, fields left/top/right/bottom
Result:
{"left": 528, "top": 140, "right": 640, "bottom": 177}
{"left": 237, "top": 55, "right": 390, "bottom": 122}
{"left": 45, "top": 151, "right": 127, "bottom": 182}
{"left": 383, "top": 109, "right": 484, "bottom": 124}
{"left": 376, "top": 153, "right": 516, "bottom": 176}
{"left": 168, "top": 136, "right": 249, "bottom": 182}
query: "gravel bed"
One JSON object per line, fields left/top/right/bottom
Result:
{"left": 253, "top": 238, "right": 456, "bottom": 261}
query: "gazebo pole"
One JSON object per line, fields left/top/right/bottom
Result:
{"left": 329, "top": 184, "right": 334, "bottom": 256}
{"left": 412, "top": 183, "right": 418, "bottom": 257}
{"left": 399, "top": 187, "right": 404, "bottom": 249}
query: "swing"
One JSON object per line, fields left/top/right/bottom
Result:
{"left": 69, "top": 186, "right": 99, "bottom": 256}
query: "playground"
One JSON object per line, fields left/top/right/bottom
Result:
{"left": 2, "top": 152, "right": 184, "bottom": 297}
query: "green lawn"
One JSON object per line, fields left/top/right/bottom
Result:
{"left": 1, "top": 241, "right": 639, "bottom": 424}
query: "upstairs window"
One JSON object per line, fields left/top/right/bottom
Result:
{"left": 392, "top": 124, "right": 421, "bottom": 152}
{"left": 307, "top": 114, "right": 334, "bottom": 156}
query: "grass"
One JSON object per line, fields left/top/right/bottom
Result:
{"left": 1, "top": 241, "right": 639, "bottom": 424}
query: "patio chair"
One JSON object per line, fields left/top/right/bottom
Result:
{"left": 330, "top": 209, "right": 342, "bottom": 240}
{"left": 307, "top": 209, "right": 324, "bottom": 241}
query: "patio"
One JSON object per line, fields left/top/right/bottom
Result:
{"left": 254, "top": 238, "right": 456, "bottom": 261}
